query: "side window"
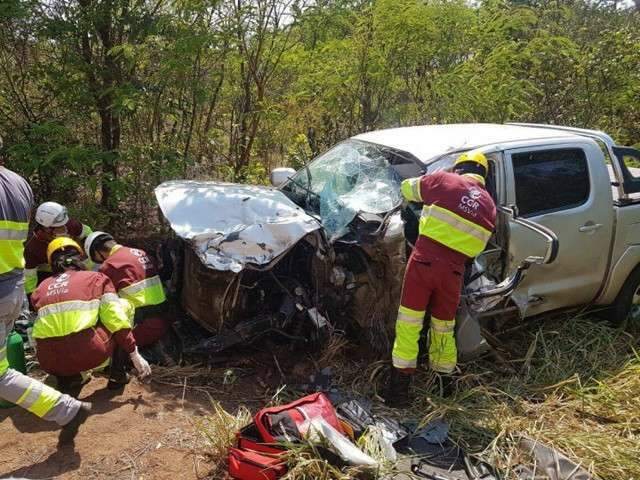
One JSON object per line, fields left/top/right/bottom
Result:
{"left": 612, "top": 147, "right": 640, "bottom": 194}
{"left": 512, "top": 148, "right": 590, "bottom": 217}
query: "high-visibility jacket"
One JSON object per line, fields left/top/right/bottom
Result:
{"left": 23, "top": 218, "right": 92, "bottom": 294}
{"left": 401, "top": 171, "right": 496, "bottom": 265}
{"left": 0, "top": 167, "right": 32, "bottom": 298}
{"left": 98, "top": 245, "right": 166, "bottom": 309}
{"left": 0, "top": 220, "right": 29, "bottom": 284}
{"left": 31, "top": 270, "right": 136, "bottom": 354}
{"left": 394, "top": 171, "right": 496, "bottom": 373}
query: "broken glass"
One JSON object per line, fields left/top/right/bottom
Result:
{"left": 289, "top": 140, "right": 404, "bottom": 240}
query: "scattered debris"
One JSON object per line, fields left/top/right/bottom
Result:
{"left": 515, "top": 437, "right": 598, "bottom": 480}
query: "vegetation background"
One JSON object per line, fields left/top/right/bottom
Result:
{"left": 1, "top": 0, "right": 639, "bottom": 233}
{"left": 2, "top": 2, "right": 640, "bottom": 478}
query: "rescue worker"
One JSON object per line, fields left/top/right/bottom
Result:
{"left": 384, "top": 151, "right": 496, "bottom": 407}
{"left": 31, "top": 237, "right": 151, "bottom": 395}
{"left": 84, "top": 232, "right": 170, "bottom": 354}
{"left": 0, "top": 155, "right": 90, "bottom": 445}
{"left": 23, "top": 201, "right": 92, "bottom": 296}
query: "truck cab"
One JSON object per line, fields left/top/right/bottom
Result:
{"left": 346, "top": 123, "right": 640, "bottom": 355}
{"left": 157, "top": 123, "right": 640, "bottom": 358}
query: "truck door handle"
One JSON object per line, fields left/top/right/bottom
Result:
{"left": 579, "top": 223, "right": 602, "bottom": 232}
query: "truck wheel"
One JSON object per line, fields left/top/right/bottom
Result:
{"left": 608, "top": 265, "right": 640, "bottom": 327}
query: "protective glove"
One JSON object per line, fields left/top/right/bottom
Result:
{"left": 130, "top": 348, "right": 151, "bottom": 378}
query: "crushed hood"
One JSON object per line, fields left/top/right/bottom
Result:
{"left": 155, "top": 181, "right": 322, "bottom": 272}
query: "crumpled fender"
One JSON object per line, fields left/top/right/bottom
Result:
{"left": 155, "top": 180, "right": 321, "bottom": 272}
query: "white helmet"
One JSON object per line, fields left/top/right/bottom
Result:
{"left": 84, "top": 231, "right": 113, "bottom": 262}
{"left": 35, "top": 202, "right": 69, "bottom": 228}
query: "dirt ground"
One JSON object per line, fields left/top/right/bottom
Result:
{"left": 0, "top": 346, "right": 316, "bottom": 480}
{"left": 0, "top": 376, "right": 220, "bottom": 479}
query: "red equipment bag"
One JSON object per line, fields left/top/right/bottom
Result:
{"left": 254, "top": 392, "right": 344, "bottom": 443}
{"left": 228, "top": 447, "right": 287, "bottom": 480}
{"left": 237, "top": 423, "right": 286, "bottom": 455}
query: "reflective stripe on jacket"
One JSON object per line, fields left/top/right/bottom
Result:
{"left": 99, "top": 245, "right": 166, "bottom": 308}
{"left": 0, "top": 220, "right": 29, "bottom": 276}
{"left": 24, "top": 268, "right": 38, "bottom": 294}
{"left": 0, "top": 167, "right": 32, "bottom": 293}
{"left": 419, "top": 204, "right": 492, "bottom": 258}
{"left": 31, "top": 270, "right": 134, "bottom": 340}
{"left": 401, "top": 171, "right": 496, "bottom": 263}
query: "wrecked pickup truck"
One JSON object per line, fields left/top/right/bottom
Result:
{"left": 155, "top": 123, "right": 640, "bottom": 359}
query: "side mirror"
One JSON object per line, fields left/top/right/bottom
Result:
{"left": 270, "top": 167, "right": 297, "bottom": 188}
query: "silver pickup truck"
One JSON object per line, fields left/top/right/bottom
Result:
{"left": 156, "top": 123, "right": 640, "bottom": 358}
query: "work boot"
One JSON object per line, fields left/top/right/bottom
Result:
{"left": 438, "top": 373, "right": 456, "bottom": 397}
{"left": 107, "top": 347, "right": 131, "bottom": 392}
{"left": 382, "top": 368, "right": 412, "bottom": 409}
{"left": 141, "top": 339, "right": 176, "bottom": 367}
{"left": 107, "top": 372, "right": 130, "bottom": 391}
{"left": 58, "top": 401, "right": 92, "bottom": 446}
{"left": 56, "top": 374, "right": 86, "bottom": 398}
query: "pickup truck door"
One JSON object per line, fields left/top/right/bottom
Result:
{"left": 504, "top": 142, "right": 614, "bottom": 315}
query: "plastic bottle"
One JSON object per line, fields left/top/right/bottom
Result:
{"left": 0, "top": 331, "right": 27, "bottom": 409}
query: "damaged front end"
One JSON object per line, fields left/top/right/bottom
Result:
{"left": 155, "top": 141, "right": 559, "bottom": 362}
{"left": 154, "top": 141, "right": 411, "bottom": 356}
{"left": 155, "top": 181, "right": 333, "bottom": 354}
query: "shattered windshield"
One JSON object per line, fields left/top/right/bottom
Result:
{"left": 283, "top": 140, "right": 406, "bottom": 239}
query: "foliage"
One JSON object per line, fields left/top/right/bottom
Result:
{"left": 1, "top": 0, "right": 640, "bottom": 233}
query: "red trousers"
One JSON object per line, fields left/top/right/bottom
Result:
{"left": 391, "top": 254, "right": 464, "bottom": 370}
{"left": 133, "top": 316, "right": 170, "bottom": 347}
{"left": 37, "top": 326, "right": 117, "bottom": 377}
{"left": 400, "top": 255, "right": 464, "bottom": 321}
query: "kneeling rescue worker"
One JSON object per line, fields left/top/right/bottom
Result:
{"left": 384, "top": 151, "right": 496, "bottom": 407}
{"left": 31, "top": 237, "right": 151, "bottom": 395}
{"left": 84, "top": 232, "right": 170, "bottom": 351}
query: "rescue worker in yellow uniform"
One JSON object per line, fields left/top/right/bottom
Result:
{"left": 0, "top": 155, "right": 90, "bottom": 445}
{"left": 84, "top": 232, "right": 171, "bottom": 352}
{"left": 384, "top": 151, "right": 496, "bottom": 407}
{"left": 31, "top": 238, "right": 151, "bottom": 395}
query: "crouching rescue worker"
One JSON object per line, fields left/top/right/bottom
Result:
{"left": 84, "top": 232, "right": 171, "bottom": 352}
{"left": 24, "top": 201, "right": 92, "bottom": 297}
{"left": 31, "top": 237, "right": 151, "bottom": 395}
{"left": 384, "top": 151, "right": 496, "bottom": 407}
{"left": 1, "top": 158, "right": 90, "bottom": 445}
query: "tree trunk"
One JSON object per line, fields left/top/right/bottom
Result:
{"left": 98, "top": 95, "right": 120, "bottom": 212}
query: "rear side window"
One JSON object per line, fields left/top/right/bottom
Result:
{"left": 512, "top": 148, "right": 590, "bottom": 217}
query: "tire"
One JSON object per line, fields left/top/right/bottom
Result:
{"left": 607, "top": 265, "right": 640, "bottom": 327}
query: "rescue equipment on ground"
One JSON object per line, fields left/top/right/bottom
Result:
{"left": 0, "top": 331, "right": 26, "bottom": 409}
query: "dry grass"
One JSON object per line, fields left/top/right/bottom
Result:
{"left": 317, "top": 333, "right": 351, "bottom": 367}
{"left": 410, "top": 317, "right": 640, "bottom": 480}
{"left": 194, "top": 401, "right": 253, "bottom": 477}
{"left": 195, "top": 316, "right": 640, "bottom": 479}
